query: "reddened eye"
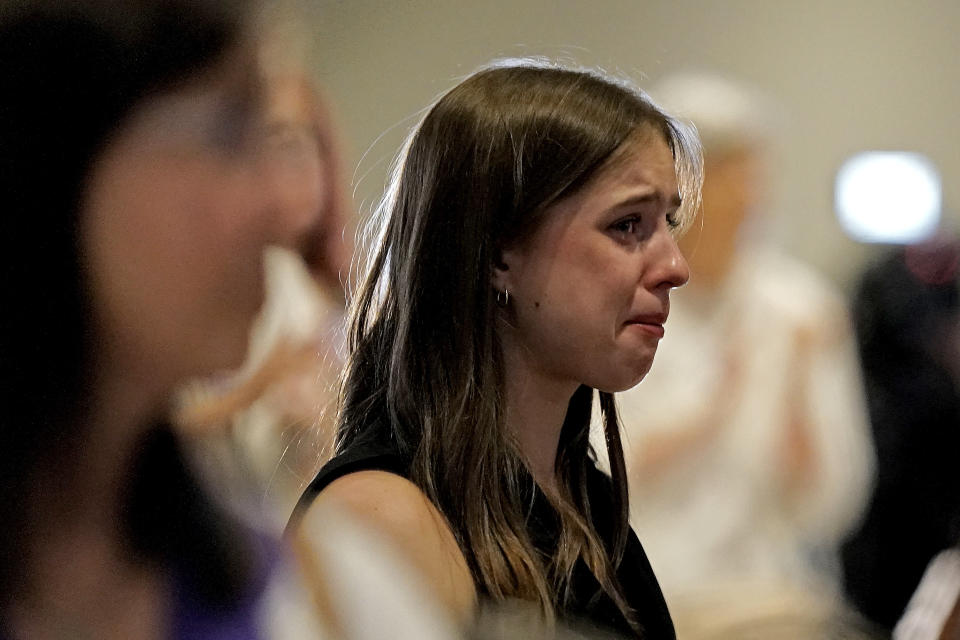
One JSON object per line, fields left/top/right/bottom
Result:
{"left": 610, "top": 216, "right": 641, "bottom": 237}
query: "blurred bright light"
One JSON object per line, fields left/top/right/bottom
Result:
{"left": 835, "top": 151, "right": 941, "bottom": 243}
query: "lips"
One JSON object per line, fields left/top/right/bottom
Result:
{"left": 624, "top": 312, "right": 668, "bottom": 338}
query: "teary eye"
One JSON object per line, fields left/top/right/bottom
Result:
{"left": 611, "top": 217, "right": 641, "bottom": 235}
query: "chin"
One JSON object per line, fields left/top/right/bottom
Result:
{"left": 605, "top": 377, "right": 646, "bottom": 394}
{"left": 610, "top": 358, "right": 656, "bottom": 392}
{"left": 592, "top": 368, "right": 652, "bottom": 394}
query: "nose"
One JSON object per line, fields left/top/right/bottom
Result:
{"left": 645, "top": 229, "right": 690, "bottom": 290}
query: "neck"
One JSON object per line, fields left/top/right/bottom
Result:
{"left": 500, "top": 331, "right": 578, "bottom": 499}
{"left": 76, "top": 356, "right": 170, "bottom": 522}
{"left": 14, "top": 357, "right": 172, "bottom": 638}
{"left": 29, "top": 350, "right": 171, "bottom": 555}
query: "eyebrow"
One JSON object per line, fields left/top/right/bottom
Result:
{"left": 612, "top": 191, "right": 683, "bottom": 210}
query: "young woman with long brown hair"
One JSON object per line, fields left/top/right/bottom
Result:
{"left": 290, "top": 60, "right": 702, "bottom": 638}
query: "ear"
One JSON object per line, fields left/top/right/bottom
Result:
{"left": 491, "top": 245, "right": 521, "bottom": 292}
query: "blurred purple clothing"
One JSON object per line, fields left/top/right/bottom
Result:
{"left": 171, "top": 533, "right": 280, "bottom": 640}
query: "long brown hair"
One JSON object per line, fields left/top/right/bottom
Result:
{"left": 337, "top": 60, "right": 701, "bottom": 631}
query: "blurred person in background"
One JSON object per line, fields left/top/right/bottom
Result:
{"left": 177, "top": 55, "right": 355, "bottom": 529}
{"left": 611, "top": 71, "right": 875, "bottom": 635}
{"left": 0, "top": 0, "right": 330, "bottom": 636}
{"left": 842, "top": 236, "right": 960, "bottom": 636}
{"left": 288, "top": 59, "right": 703, "bottom": 639}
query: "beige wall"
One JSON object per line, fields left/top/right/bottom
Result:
{"left": 299, "top": 0, "right": 960, "bottom": 290}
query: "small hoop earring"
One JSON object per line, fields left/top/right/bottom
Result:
{"left": 495, "top": 288, "right": 510, "bottom": 308}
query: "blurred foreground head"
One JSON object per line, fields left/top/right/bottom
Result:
{"left": 0, "top": 0, "right": 323, "bottom": 602}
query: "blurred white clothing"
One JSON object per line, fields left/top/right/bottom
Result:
{"left": 616, "top": 246, "right": 874, "bottom": 600}
{"left": 180, "top": 246, "right": 346, "bottom": 532}
{"left": 297, "top": 504, "right": 462, "bottom": 640}
{"left": 233, "top": 246, "right": 346, "bottom": 524}
{"left": 894, "top": 549, "right": 960, "bottom": 640}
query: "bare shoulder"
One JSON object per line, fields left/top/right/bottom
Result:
{"left": 312, "top": 471, "right": 459, "bottom": 551}
{"left": 301, "top": 470, "right": 477, "bottom": 619}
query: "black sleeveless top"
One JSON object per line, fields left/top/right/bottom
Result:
{"left": 290, "top": 438, "right": 676, "bottom": 639}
